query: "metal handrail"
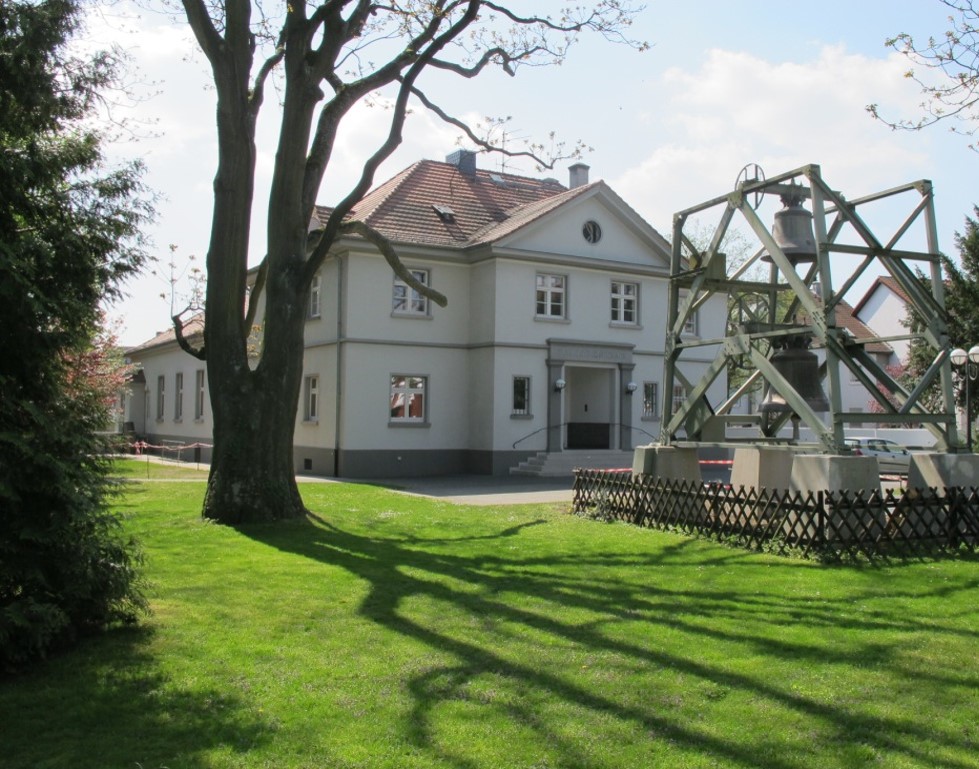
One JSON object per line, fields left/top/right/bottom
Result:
{"left": 512, "top": 422, "right": 657, "bottom": 450}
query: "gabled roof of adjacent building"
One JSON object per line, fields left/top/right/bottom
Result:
{"left": 852, "top": 275, "right": 912, "bottom": 317}
{"left": 834, "top": 297, "right": 893, "bottom": 354}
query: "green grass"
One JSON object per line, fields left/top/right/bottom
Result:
{"left": 3, "top": 463, "right": 979, "bottom": 768}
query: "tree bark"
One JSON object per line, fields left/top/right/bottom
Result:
{"left": 202, "top": 260, "right": 308, "bottom": 524}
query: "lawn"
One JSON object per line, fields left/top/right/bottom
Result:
{"left": 2, "top": 460, "right": 978, "bottom": 768}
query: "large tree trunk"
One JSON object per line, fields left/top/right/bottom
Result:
{"left": 202, "top": 267, "right": 309, "bottom": 524}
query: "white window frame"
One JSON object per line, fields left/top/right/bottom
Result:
{"left": 610, "top": 280, "right": 639, "bottom": 325}
{"left": 304, "top": 375, "right": 319, "bottom": 422}
{"left": 174, "top": 372, "right": 184, "bottom": 421}
{"left": 156, "top": 375, "right": 165, "bottom": 421}
{"left": 683, "top": 312, "right": 699, "bottom": 335}
{"left": 194, "top": 369, "right": 206, "bottom": 420}
{"left": 308, "top": 272, "right": 322, "bottom": 319}
{"left": 671, "top": 383, "right": 687, "bottom": 412}
{"left": 392, "top": 268, "right": 431, "bottom": 316}
{"left": 389, "top": 375, "right": 427, "bottom": 424}
{"left": 535, "top": 273, "right": 567, "bottom": 319}
{"left": 512, "top": 376, "right": 531, "bottom": 417}
{"left": 642, "top": 381, "right": 659, "bottom": 420}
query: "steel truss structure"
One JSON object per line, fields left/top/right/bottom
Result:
{"left": 662, "top": 163, "right": 962, "bottom": 453}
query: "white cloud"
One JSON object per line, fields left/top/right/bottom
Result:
{"left": 614, "top": 44, "right": 935, "bottom": 237}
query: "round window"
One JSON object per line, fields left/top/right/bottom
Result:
{"left": 582, "top": 220, "right": 602, "bottom": 244}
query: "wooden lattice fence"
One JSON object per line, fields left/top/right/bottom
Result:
{"left": 572, "top": 469, "right": 979, "bottom": 560}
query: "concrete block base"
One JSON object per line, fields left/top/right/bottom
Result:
{"left": 789, "top": 454, "right": 880, "bottom": 496}
{"left": 908, "top": 453, "right": 979, "bottom": 491}
{"left": 731, "top": 448, "right": 795, "bottom": 492}
{"left": 632, "top": 445, "right": 702, "bottom": 483}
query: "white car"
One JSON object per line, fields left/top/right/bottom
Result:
{"left": 844, "top": 438, "right": 911, "bottom": 475}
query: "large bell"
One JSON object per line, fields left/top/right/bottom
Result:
{"left": 759, "top": 345, "right": 830, "bottom": 414}
{"left": 762, "top": 191, "right": 817, "bottom": 265}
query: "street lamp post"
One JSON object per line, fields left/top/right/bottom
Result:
{"left": 950, "top": 344, "right": 979, "bottom": 452}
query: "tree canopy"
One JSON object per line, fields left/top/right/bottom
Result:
{"left": 0, "top": 0, "right": 152, "bottom": 671}
{"left": 903, "top": 207, "right": 979, "bottom": 427}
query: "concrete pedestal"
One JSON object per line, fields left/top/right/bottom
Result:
{"left": 730, "top": 448, "right": 795, "bottom": 492}
{"left": 908, "top": 453, "right": 979, "bottom": 491}
{"left": 632, "top": 445, "right": 702, "bottom": 483}
{"left": 789, "top": 454, "right": 880, "bottom": 496}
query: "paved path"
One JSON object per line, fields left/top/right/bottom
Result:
{"left": 362, "top": 474, "right": 576, "bottom": 506}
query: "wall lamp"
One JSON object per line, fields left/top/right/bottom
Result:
{"left": 625, "top": 381, "right": 638, "bottom": 394}
{"left": 554, "top": 378, "right": 567, "bottom": 392}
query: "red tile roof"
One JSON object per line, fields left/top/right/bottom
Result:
{"left": 313, "top": 159, "right": 572, "bottom": 248}
{"left": 834, "top": 298, "right": 892, "bottom": 354}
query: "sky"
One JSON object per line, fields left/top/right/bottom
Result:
{"left": 87, "top": 1, "right": 977, "bottom": 347}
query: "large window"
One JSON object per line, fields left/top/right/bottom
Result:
{"left": 308, "top": 273, "right": 322, "bottom": 318}
{"left": 536, "top": 273, "right": 566, "bottom": 319}
{"left": 610, "top": 281, "right": 638, "bottom": 325}
{"left": 390, "top": 375, "right": 426, "bottom": 422}
{"left": 393, "top": 268, "right": 430, "bottom": 316}
{"left": 156, "top": 375, "right": 165, "bottom": 420}
{"left": 512, "top": 376, "right": 531, "bottom": 416}
{"left": 174, "top": 372, "right": 184, "bottom": 421}
{"left": 304, "top": 375, "right": 319, "bottom": 421}
{"left": 642, "top": 381, "right": 659, "bottom": 419}
{"left": 194, "top": 369, "right": 206, "bottom": 420}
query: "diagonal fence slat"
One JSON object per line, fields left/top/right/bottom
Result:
{"left": 572, "top": 470, "right": 979, "bottom": 561}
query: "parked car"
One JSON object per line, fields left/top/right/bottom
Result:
{"left": 844, "top": 438, "right": 911, "bottom": 475}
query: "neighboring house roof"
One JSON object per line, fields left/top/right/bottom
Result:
{"left": 852, "top": 275, "right": 911, "bottom": 317}
{"left": 313, "top": 158, "right": 596, "bottom": 249}
{"left": 834, "top": 298, "right": 893, "bottom": 354}
{"left": 125, "top": 315, "right": 204, "bottom": 356}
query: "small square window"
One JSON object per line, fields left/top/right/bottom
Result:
{"left": 611, "top": 281, "right": 638, "bottom": 324}
{"left": 390, "top": 375, "right": 426, "bottom": 422}
{"left": 536, "top": 273, "right": 566, "bottom": 318}
{"left": 393, "top": 269, "right": 430, "bottom": 315}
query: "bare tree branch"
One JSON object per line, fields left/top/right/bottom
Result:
{"left": 870, "top": 0, "right": 979, "bottom": 150}
{"left": 172, "top": 312, "right": 206, "bottom": 360}
{"left": 340, "top": 221, "right": 448, "bottom": 308}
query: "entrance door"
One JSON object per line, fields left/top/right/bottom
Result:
{"left": 564, "top": 367, "right": 613, "bottom": 449}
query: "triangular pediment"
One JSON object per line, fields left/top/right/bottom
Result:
{"left": 479, "top": 181, "right": 671, "bottom": 269}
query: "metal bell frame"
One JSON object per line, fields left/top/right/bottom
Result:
{"left": 661, "top": 163, "right": 962, "bottom": 455}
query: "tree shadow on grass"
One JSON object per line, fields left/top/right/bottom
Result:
{"left": 0, "top": 625, "right": 269, "bottom": 769}
{"left": 246, "top": 508, "right": 979, "bottom": 769}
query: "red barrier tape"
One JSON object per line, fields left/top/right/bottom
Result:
{"left": 131, "top": 441, "right": 213, "bottom": 455}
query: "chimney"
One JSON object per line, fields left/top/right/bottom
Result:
{"left": 446, "top": 149, "right": 477, "bottom": 177}
{"left": 569, "top": 162, "right": 590, "bottom": 189}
